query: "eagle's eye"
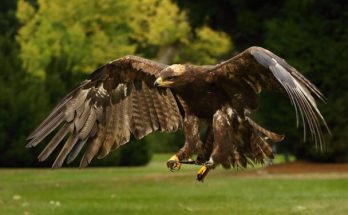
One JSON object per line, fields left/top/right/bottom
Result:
{"left": 166, "top": 76, "right": 177, "bottom": 81}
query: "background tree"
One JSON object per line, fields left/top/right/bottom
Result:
{"left": 0, "top": 0, "right": 50, "bottom": 166}
{"left": 263, "top": 0, "right": 348, "bottom": 162}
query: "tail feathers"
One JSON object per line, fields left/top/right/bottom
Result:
{"left": 247, "top": 117, "right": 284, "bottom": 142}
{"left": 231, "top": 149, "right": 248, "bottom": 168}
{"left": 231, "top": 119, "right": 278, "bottom": 166}
{"left": 250, "top": 135, "right": 266, "bottom": 163}
{"left": 249, "top": 132, "right": 274, "bottom": 163}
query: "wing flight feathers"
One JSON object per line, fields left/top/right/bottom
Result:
{"left": 27, "top": 56, "right": 182, "bottom": 167}
{"left": 210, "top": 47, "right": 329, "bottom": 148}
{"left": 250, "top": 47, "right": 330, "bottom": 148}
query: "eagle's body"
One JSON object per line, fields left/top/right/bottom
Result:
{"left": 174, "top": 77, "right": 222, "bottom": 118}
{"left": 27, "top": 46, "right": 329, "bottom": 181}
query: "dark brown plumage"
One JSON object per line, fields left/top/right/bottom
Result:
{"left": 27, "top": 46, "right": 329, "bottom": 181}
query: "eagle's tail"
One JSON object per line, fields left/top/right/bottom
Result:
{"left": 249, "top": 131, "right": 274, "bottom": 164}
{"left": 228, "top": 118, "right": 284, "bottom": 167}
{"left": 247, "top": 118, "right": 284, "bottom": 164}
{"left": 246, "top": 117, "right": 284, "bottom": 142}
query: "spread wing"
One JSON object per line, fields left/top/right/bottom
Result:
{"left": 208, "top": 46, "right": 330, "bottom": 147}
{"left": 27, "top": 56, "right": 182, "bottom": 168}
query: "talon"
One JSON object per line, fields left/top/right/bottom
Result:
{"left": 167, "top": 155, "right": 181, "bottom": 172}
{"left": 196, "top": 165, "right": 209, "bottom": 182}
{"left": 196, "top": 160, "right": 215, "bottom": 182}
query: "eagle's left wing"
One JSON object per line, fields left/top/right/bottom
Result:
{"left": 27, "top": 56, "right": 183, "bottom": 168}
{"left": 208, "top": 46, "right": 330, "bottom": 147}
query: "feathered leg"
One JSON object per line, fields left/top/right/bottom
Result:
{"left": 197, "top": 107, "right": 253, "bottom": 181}
{"left": 167, "top": 114, "right": 201, "bottom": 171}
{"left": 197, "top": 109, "right": 233, "bottom": 182}
{"left": 196, "top": 108, "right": 283, "bottom": 181}
{"left": 196, "top": 124, "right": 214, "bottom": 165}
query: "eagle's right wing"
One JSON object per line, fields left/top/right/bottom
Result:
{"left": 27, "top": 56, "right": 182, "bottom": 168}
{"left": 208, "top": 46, "right": 330, "bottom": 147}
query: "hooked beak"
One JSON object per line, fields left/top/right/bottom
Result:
{"left": 154, "top": 77, "right": 174, "bottom": 87}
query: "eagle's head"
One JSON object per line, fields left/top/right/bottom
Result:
{"left": 154, "top": 64, "right": 190, "bottom": 88}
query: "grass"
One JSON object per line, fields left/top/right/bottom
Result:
{"left": 0, "top": 154, "right": 347, "bottom": 215}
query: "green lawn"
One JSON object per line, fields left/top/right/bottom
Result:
{"left": 1, "top": 154, "right": 347, "bottom": 215}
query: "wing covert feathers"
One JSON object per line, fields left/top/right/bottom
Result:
{"left": 27, "top": 56, "right": 182, "bottom": 167}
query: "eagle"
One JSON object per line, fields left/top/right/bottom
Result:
{"left": 27, "top": 46, "right": 329, "bottom": 181}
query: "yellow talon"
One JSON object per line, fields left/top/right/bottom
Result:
{"left": 197, "top": 165, "right": 210, "bottom": 182}
{"left": 169, "top": 155, "right": 179, "bottom": 162}
{"left": 167, "top": 155, "right": 181, "bottom": 171}
{"left": 197, "top": 165, "right": 207, "bottom": 175}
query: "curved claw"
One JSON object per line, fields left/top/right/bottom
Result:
{"left": 167, "top": 155, "right": 181, "bottom": 172}
{"left": 196, "top": 161, "right": 215, "bottom": 182}
{"left": 196, "top": 165, "right": 209, "bottom": 182}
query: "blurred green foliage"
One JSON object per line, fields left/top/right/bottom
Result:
{"left": 16, "top": 0, "right": 231, "bottom": 76}
{"left": 0, "top": 0, "right": 347, "bottom": 166}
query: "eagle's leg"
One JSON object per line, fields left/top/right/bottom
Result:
{"left": 196, "top": 108, "right": 232, "bottom": 181}
{"left": 167, "top": 114, "right": 201, "bottom": 171}
{"left": 196, "top": 125, "right": 215, "bottom": 182}
{"left": 196, "top": 124, "right": 214, "bottom": 165}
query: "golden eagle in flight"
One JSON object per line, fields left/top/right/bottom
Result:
{"left": 27, "top": 46, "right": 329, "bottom": 181}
